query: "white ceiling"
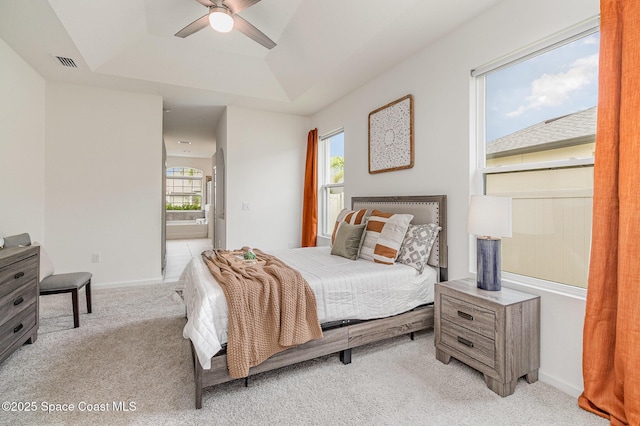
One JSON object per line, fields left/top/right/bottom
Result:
{"left": 0, "top": 0, "right": 502, "bottom": 157}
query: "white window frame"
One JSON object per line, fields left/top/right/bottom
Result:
{"left": 319, "top": 129, "right": 345, "bottom": 238}
{"left": 471, "top": 17, "right": 600, "bottom": 299}
{"left": 166, "top": 166, "right": 204, "bottom": 210}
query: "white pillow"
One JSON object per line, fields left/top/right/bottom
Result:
{"left": 32, "top": 242, "right": 55, "bottom": 282}
{"left": 359, "top": 210, "right": 413, "bottom": 264}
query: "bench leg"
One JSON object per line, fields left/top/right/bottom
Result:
{"left": 86, "top": 281, "right": 92, "bottom": 314}
{"left": 72, "top": 289, "right": 79, "bottom": 328}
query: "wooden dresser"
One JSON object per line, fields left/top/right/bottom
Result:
{"left": 434, "top": 278, "right": 540, "bottom": 397}
{"left": 0, "top": 246, "right": 40, "bottom": 365}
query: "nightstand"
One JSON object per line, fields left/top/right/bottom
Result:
{"left": 0, "top": 246, "right": 40, "bottom": 365}
{"left": 434, "top": 278, "right": 540, "bottom": 397}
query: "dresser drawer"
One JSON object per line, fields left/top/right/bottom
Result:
{"left": 441, "top": 294, "right": 495, "bottom": 339}
{"left": 0, "top": 280, "right": 38, "bottom": 327}
{"left": 0, "top": 303, "right": 36, "bottom": 352}
{"left": 0, "top": 255, "right": 39, "bottom": 299}
{"left": 440, "top": 319, "right": 495, "bottom": 369}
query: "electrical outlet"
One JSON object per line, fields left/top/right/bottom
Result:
{"left": 91, "top": 253, "right": 101, "bottom": 263}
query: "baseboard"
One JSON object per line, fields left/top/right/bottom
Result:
{"left": 539, "top": 371, "right": 583, "bottom": 398}
{"left": 91, "top": 276, "right": 167, "bottom": 290}
{"left": 167, "top": 234, "right": 207, "bottom": 240}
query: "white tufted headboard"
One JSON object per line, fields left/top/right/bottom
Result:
{"left": 351, "top": 195, "right": 448, "bottom": 281}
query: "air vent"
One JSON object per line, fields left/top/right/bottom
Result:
{"left": 55, "top": 56, "right": 78, "bottom": 68}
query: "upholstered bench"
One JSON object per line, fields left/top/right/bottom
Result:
{"left": 40, "top": 272, "right": 92, "bottom": 328}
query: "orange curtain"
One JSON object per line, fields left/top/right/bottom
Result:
{"left": 579, "top": 1, "right": 640, "bottom": 424}
{"left": 301, "top": 128, "right": 318, "bottom": 247}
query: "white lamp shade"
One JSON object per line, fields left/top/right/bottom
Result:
{"left": 467, "top": 195, "right": 512, "bottom": 238}
{"left": 209, "top": 9, "right": 234, "bottom": 33}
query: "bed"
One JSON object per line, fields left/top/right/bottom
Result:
{"left": 179, "top": 195, "right": 448, "bottom": 408}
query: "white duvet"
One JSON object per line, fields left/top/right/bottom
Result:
{"left": 180, "top": 246, "right": 436, "bottom": 369}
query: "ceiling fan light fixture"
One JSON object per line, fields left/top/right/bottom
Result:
{"left": 209, "top": 8, "right": 234, "bottom": 33}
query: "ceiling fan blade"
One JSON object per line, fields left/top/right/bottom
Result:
{"left": 223, "top": 0, "right": 260, "bottom": 14}
{"left": 194, "top": 0, "right": 217, "bottom": 7}
{"left": 233, "top": 14, "right": 276, "bottom": 49}
{"left": 175, "top": 14, "right": 210, "bottom": 38}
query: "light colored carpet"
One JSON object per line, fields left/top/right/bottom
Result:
{"left": 0, "top": 283, "right": 606, "bottom": 426}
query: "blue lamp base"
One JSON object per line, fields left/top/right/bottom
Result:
{"left": 477, "top": 237, "right": 501, "bottom": 291}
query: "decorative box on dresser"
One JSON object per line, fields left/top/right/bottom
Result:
{"left": 0, "top": 245, "right": 40, "bottom": 365}
{"left": 434, "top": 278, "right": 540, "bottom": 397}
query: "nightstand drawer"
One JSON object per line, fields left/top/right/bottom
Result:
{"left": 0, "top": 279, "right": 38, "bottom": 326}
{"left": 0, "top": 255, "right": 38, "bottom": 298}
{"left": 440, "top": 319, "right": 495, "bottom": 369}
{"left": 0, "top": 304, "right": 36, "bottom": 351}
{"left": 441, "top": 294, "right": 495, "bottom": 339}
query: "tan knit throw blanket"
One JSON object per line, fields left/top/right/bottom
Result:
{"left": 201, "top": 248, "right": 323, "bottom": 378}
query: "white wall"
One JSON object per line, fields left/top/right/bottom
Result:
{"left": 224, "top": 106, "right": 310, "bottom": 251}
{"left": 214, "top": 109, "right": 228, "bottom": 249}
{"left": 0, "top": 39, "right": 45, "bottom": 242}
{"left": 45, "top": 82, "right": 163, "bottom": 287}
{"left": 311, "top": 0, "right": 599, "bottom": 397}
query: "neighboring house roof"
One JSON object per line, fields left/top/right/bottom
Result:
{"left": 487, "top": 106, "right": 597, "bottom": 158}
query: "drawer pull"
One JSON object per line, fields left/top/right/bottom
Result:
{"left": 13, "top": 323, "right": 24, "bottom": 334}
{"left": 13, "top": 296, "right": 24, "bottom": 306}
{"left": 14, "top": 271, "right": 25, "bottom": 280}
{"left": 457, "top": 311, "right": 474, "bottom": 321}
{"left": 457, "top": 336, "right": 474, "bottom": 348}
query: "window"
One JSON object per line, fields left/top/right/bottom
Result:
{"left": 473, "top": 19, "right": 599, "bottom": 289}
{"left": 319, "top": 130, "right": 345, "bottom": 236}
{"left": 166, "top": 167, "right": 203, "bottom": 210}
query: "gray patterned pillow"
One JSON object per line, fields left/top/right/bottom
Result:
{"left": 397, "top": 223, "right": 441, "bottom": 273}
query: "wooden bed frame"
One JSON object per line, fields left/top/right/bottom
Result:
{"left": 191, "top": 195, "right": 448, "bottom": 408}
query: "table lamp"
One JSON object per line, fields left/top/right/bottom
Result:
{"left": 467, "top": 195, "right": 512, "bottom": 291}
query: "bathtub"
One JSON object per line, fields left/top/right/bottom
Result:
{"left": 166, "top": 220, "right": 208, "bottom": 240}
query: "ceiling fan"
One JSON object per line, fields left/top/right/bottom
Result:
{"left": 175, "top": 0, "right": 276, "bottom": 49}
